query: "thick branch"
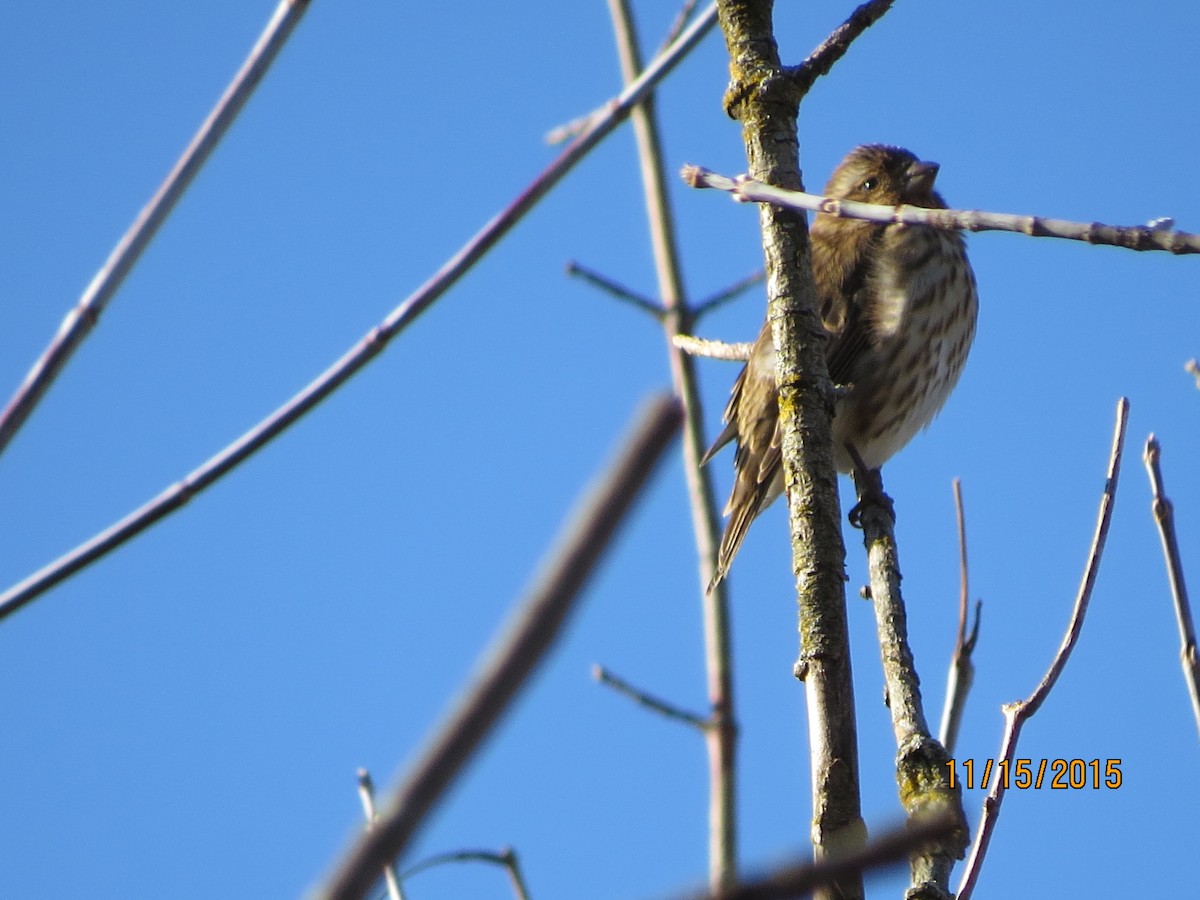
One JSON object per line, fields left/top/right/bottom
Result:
{"left": 855, "top": 478, "right": 967, "bottom": 899}
{"left": 315, "top": 395, "right": 683, "bottom": 900}
{"left": 715, "top": 3, "right": 896, "bottom": 897}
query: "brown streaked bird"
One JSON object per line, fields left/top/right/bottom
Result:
{"left": 703, "top": 144, "right": 978, "bottom": 589}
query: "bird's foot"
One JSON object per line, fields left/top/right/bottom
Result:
{"left": 845, "top": 444, "right": 895, "bottom": 529}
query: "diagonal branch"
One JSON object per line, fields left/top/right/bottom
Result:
{"left": 0, "top": 7, "right": 718, "bottom": 624}
{"left": 786, "top": 0, "right": 898, "bottom": 97}
{"left": 0, "top": 0, "right": 312, "bottom": 459}
{"left": 315, "top": 394, "right": 683, "bottom": 900}
{"left": 566, "top": 260, "right": 664, "bottom": 319}
{"left": 956, "top": 398, "right": 1130, "bottom": 900}
{"left": 1142, "top": 435, "right": 1200, "bottom": 742}
{"left": 593, "top": 665, "right": 710, "bottom": 730}
{"left": 683, "top": 167, "right": 1200, "bottom": 254}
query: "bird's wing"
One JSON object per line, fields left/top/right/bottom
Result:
{"left": 818, "top": 226, "right": 881, "bottom": 386}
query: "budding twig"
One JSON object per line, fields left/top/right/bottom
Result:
{"left": 1142, "top": 435, "right": 1200, "bottom": 743}
{"left": 682, "top": 167, "right": 1200, "bottom": 254}
{"left": 956, "top": 398, "right": 1130, "bottom": 900}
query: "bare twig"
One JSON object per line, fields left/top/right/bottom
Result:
{"left": 0, "top": 8, "right": 717, "bottom": 623}
{"left": 658, "top": 0, "right": 702, "bottom": 55}
{"left": 683, "top": 167, "right": 1200, "bottom": 254}
{"left": 679, "top": 811, "right": 958, "bottom": 900}
{"left": 0, "top": 0, "right": 312, "bottom": 459}
{"left": 694, "top": 270, "right": 765, "bottom": 319}
{"left": 593, "top": 664, "right": 709, "bottom": 730}
{"left": 546, "top": 0, "right": 717, "bottom": 144}
{"left": 607, "top": 0, "right": 737, "bottom": 888}
{"left": 400, "top": 848, "right": 531, "bottom": 900}
{"left": 355, "top": 770, "right": 404, "bottom": 900}
{"left": 315, "top": 395, "right": 683, "bottom": 900}
{"left": 939, "top": 479, "right": 981, "bottom": 755}
{"left": 566, "top": 260, "right": 663, "bottom": 318}
{"left": 855, "top": 473, "right": 967, "bottom": 898}
{"left": 786, "top": 0, "right": 898, "bottom": 97}
{"left": 1142, "top": 435, "right": 1200, "bottom": 742}
{"left": 956, "top": 398, "right": 1130, "bottom": 900}
{"left": 672, "top": 335, "right": 754, "bottom": 361}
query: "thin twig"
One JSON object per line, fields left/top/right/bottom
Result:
{"left": 855, "top": 471, "right": 967, "bottom": 897}
{"left": 607, "top": 0, "right": 737, "bottom": 889}
{"left": 956, "top": 398, "right": 1130, "bottom": 900}
{"left": 315, "top": 395, "right": 683, "bottom": 900}
{"left": 399, "top": 848, "right": 531, "bottom": 900}
{"left": 672, "top": 335, "right": 754, "bottom": 361}
{"left": 693, "top": 270, "right": 765, "bottom": 319}
{"left": 1142, "top": 435, "right": 1200, "bottom": 742}
{"left": 0, "top": 8, "right": 717, "bottom": 623}
{"left": 939, "top": 479, "right": 981, "bottom": 755}
{"left": 546, "top": 0, "right": 709, "bottom": 145}
{"left": 593, "top": 664, "right": 710, "bottom": 730}
{"left": 566, "top": 260, "right": 663, "bottom": 318}
{"left": 355, "top": 770, "right": 404, "bottom": 900}
{"left": 657, "top": 0, "right": 702, "bottom": 55}
{"left": 786, "top": 0, "right": 898, "bottom": 97}
{"left": 679, "top": 811, "right": 958, "bottom": 900}
{"left": 682, "top": 167, "right": 1200, "bottom": 254}
{"left": 0, "top": 0, "right": 312, "bottom": 459}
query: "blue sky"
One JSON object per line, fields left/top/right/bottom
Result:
{"left": 1, "top": 2, "right": 1198, "bottom": 897}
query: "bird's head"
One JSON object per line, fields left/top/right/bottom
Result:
{"left": 824, "top": 144, "right": 945, "bottom": 209}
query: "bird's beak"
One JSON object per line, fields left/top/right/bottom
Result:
{"left": 904, "top": 160, "right": 940, "bottom": 201}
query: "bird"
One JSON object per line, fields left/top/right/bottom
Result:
{"left": 703, "top": 144, "right": 978, "bottom": 590}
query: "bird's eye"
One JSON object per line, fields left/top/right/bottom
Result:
{"left": 860, "top": 177, "right": 878, "bottom": 192}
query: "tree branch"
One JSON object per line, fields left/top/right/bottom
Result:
{"left": 606, "top": 0, "right": 738, "bottom": 886}
{"left": 315, "top": 394, "right": 683, "bottom": 900}
{"left": 956, "top": 398, "right": 1130, "bottom": 900}
{"left": 0, "top": 0, "right": 312, "bottom": 460}
{"left": 1142, "top": 435, "right": 1200, "bottom": 742}
{"left": 939, "top": 479, "right": 981, "bottom": 755}
{"left": 0, "top": 8, "right": 717, "bottom": 623}
{"left": 672, "top": 335, "right": 755, "bottom": 361}
{"left": 593, "top": 664, "right": 710, "bottom": 730}
{"left": 855, "top": 474, "right": 968, "bottom": 900}
{"left": 714, "top": 2, "right": 900, "bottom": 896}
{"left": 683, "top": 167, "right": 1200, "bottom": 254}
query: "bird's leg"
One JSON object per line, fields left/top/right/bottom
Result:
{"left": 845, "top": 442, "right": 894, "bottom": 528}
